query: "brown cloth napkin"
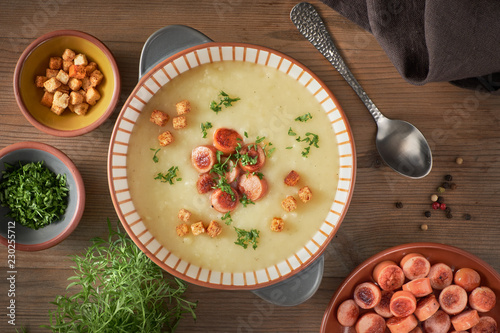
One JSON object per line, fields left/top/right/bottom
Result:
{"left": 319, "top": 0, "right": 500, "bottom": 93}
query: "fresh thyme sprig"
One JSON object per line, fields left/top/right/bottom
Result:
{"left": 42, "top": 219, "right": 197, "bottom": 332}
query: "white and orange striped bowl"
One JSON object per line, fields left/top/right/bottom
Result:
{"left": 107, "top": 43, "right": 356, "bottom": 289}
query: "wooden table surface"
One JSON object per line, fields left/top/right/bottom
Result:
{"left": 1, "top": 1, "right": 500, "bottom": 332}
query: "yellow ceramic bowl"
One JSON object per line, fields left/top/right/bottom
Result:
{"left": 14, "top": 30, "right": 121, "bottom": 137}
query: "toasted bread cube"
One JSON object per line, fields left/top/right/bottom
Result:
{"left": 158, "top": 131, "right": 174, "bottom": 146}
{"left": 89, "top": 69, "right": 104, "bottom": 87}
{"left": 56, "top": 84, "right": 70, "bottom": 94}
{"left": 50, "top": 105, "right": 65, "bottom": 115}
{"left": 69, "top": 91, "right": 84, "bottom": 105}
{"left": 176, "top": 223, "right": 189, "bottom": 237}
{"left": 77, "top": 89, "right": 86, "bottom": 97}
{"left": 172, "top": 116, "right": 187, "bottom": 129}
{"left": 68, "top": 77, "right": 82, "bottom": 91}
{"left": 178, "top": 208, "right": 191, "bottom": 222}
{"left": 73, "top": 103, "right": 89, "bottom": 116}
{"left": 53, "top": 91, "right": 69, "bottom": 109}
{"left": 207, "top": 220, "right": 222, "bottom": 238}
{"left": 40, "top": 91, "right": 54, "bottom": 107}
{"left": 175, "top": 99, "right": 191, "bottom": 115}
{"left": 49, "top": 56, "right": 63, "bottom": 70}
{"left": 62, "top": 60, "right": 73, "bottom": 72}
{"left": 73, "top": 53, "right": 88, "bottom": 66}
{"left": 284, "top": 170, "right": 300, "bottom": 186}
{"left": 69, "top": 65, "right": 86, "bottom": 79}
{"left": 298, "top": 186, "right": 312, "bottom": 203}
{"left": 81, "top": 77, "right": 91, "bottom": 91}
{"left": 85, "top": 87, "right": 101, "bottom": 106}
{"left": 270, "top": 217, "right": 285, "bottom": 232}
{"left": 43, "top": 77, "right": 62, "bottom": 93}
{"left": 191, "top": 221, "right": 206, "bottom": 236}
{"left": 55, "top": 70, "right": 70, "bottom": 84}
{"left": 281, "top": 196, "right": 297, "bottom": 212}
{"left": 62, "top": 48, "right": 76, "bottom": 61}
{"left": 46, "top": 68, "right": 58, "bottom": 79}
{"left": 150, "top": 109, "right": 169, "bottom": 126}
{"left": 35, "top": 75, "right": 47, "bottom": 88}
{"left": 85, "top": 62, "right": 97, "bottom": 76}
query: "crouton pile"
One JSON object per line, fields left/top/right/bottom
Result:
{"left": 149, "top": 99, "right": 191, "bottom": 146}
{"left": 175, "top": 208, "right": 222, "bottom": 238}
{"left": 35, "top": 48, "right": 104, "bottom": 116}
{"left": 271, "top": 170, "right": 313, "bottom": 232}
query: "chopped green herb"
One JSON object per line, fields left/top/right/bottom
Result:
{"left": 255, "top": 136, "right": 265, "bottom": 144}
{"left": 234, "top": 227, "right": 260, "bottom": 250}
{"left": 42, "top": 219, "right": 197, "bottom": 331}
{"left": 295, "top": 112, "right": 313, "bottom": 122}
{"left": 286, "top": 146, "right": 293, "bottom": 150}
{"left": 0, "top": 161, "right": 68, "bottom": 230}
{"left": 288, "top": 127, "right": 297, "bottom": 136}
{"left": 239, "top": 194, "right": 255, "bottom": 207}
{"left": 240, "top": 153, "right": 257, "bottom": 166}
{"left": 210, "top": 91, "right": 240, "bottom": 114}
{"left": 213, "top": 176, "right": 235, "bottom": 200}
{"left": 155, "top": 166, "right": 181, "bottom": 184}
{"left": 221, "top": 212, "right": 233, "bottom": 225}
{"left": 262, "top": 141, "right": 275, "bottom": 157}
{"left": 295, "top": 132, "right": 320, "bottom": 157}
{"left": 254, "top": 172, "right": 264, "bottom": 180}
{"left": 150, "top": 148, "right": 161, "bottom": 163}
{"left": 200, "top": 122, "right": 213, "bottom": 138}
{"left": 244, "top": 131, "right": 248, "bottom": 138}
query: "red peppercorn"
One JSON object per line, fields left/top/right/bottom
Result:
{"left": 432, "top": 202, "right": 440, "bottom": 210}
{"left": 440, "top": 203, "right": 447, "bottom": 210}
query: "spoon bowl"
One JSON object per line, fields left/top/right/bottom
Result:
{"left": 291, "top": 2, "right": 432, "bottom": 178}
{"left": 376, "top": 117, "right": 432, "bottom": 178}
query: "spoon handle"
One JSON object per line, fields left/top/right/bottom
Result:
{"left": 290, "top": 2, "right": 383, "bottom": 121}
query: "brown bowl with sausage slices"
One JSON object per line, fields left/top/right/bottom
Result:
{"left": 321, "top": 243, "right": 500, "bottom": 333}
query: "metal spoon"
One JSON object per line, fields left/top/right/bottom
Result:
{"left": 291, "top": 2, "right": 432, "bottom": 179}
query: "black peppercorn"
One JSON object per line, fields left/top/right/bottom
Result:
{"left": 437, "top": 196, "right": 444, "bottom": 204}
{"left": 424, "top": 211, "right": 431, "bottom": 218}
{"left": 444, "top": 174, "right": 453, "bottom": 181}
{"left": 464, "top": 213, "right": 472, "bottom": 220}
{"left": 445, "top": 206, "right": 451, "bottom": 213}
{"left": 395, "top": 201, "right": 403, "bottom": 209}
{"left": 442, "top": 182, "right": 451, "bottom": 189}
{"left": 446, "top": 211, "right": 453, "bottom": 219}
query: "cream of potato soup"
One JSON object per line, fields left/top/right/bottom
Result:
{"left": 127, "top": 61, "right": 339, "bottom": 272}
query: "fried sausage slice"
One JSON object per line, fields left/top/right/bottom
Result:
{"left": 191, "top": 145, "right": 217, "bottom": 173}
{"left": 213, "top": 128, "right": 243, "bottom": 155}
